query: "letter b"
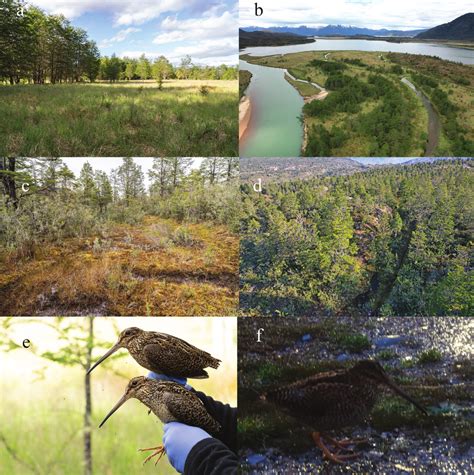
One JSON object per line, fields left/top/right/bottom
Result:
{"left": 254, "top": 3, "right": 263, "bottom": 17}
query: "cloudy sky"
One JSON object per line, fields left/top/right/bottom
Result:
{"left": 29, "top": 0, "right": 238, "bottom": 65}
{"left": 240, "top": 0, "right": 472, "bottom": 30}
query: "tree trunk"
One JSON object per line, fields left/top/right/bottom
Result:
{"left": 84, "top": 317, "right": 93, "bottom": 475}
{"left": 0, "top": 158, "right": 18, "bottom": 208}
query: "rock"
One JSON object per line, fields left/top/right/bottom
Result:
{"left": 368, "top": 450, "right": 384, "bottom": 459}
{"left": 247, "top": 454, "right": 267, "bottom": 466}
{"left": 337, "top": 353, "right": 350, "bottom": 361}
{"left": 374, "top": 335, "right": 406, "bottom": 348}
{"left": 301, "top": 334, "right": 311, "bottom": 343}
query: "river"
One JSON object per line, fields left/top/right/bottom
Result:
{"left": 240, "top": 39, "right": 474, "bottom": 157}
{"left": 240, "top": 60, "right": 304, "bottom": 158}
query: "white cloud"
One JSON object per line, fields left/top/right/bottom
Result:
{"left": 121, "top": 38, "right": 238, "bottom": 65}
{"left": 30, "top": 0, "right": 208, "bottom": 25}
{"left": 153, "top": 11, "right": 237, "bottom": 44}
{"left": 239, "top": 0, "right": 473, "bottom": 30}
{"left": 100, "top": 27, "right": 141, "bottom": 48}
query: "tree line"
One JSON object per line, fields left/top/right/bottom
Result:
{"left": 0, "top": 157, "right": 239, "bottom": 258}
{"left": 241, "top": 160, "right": 473, "bottom": 317}
{"left": 0, "top": 1, "right": 237, "bottom": 84}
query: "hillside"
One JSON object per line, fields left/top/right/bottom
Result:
{"left": 240, "top": 157, "right": 369, "bottom": 183}
{"left": 417, "top": 13, "right": 474, "bottom": 41}
{"left": 243, "top": 25, "right": 425, "bottom": 38}
{"left": 239, "top": 29, "right": 315, "bottom": 49}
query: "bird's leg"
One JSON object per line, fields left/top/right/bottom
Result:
{"left": 321, "top": 433, "right": 367, "bottom": 451}
{"left": 312, "top": 432, "right": 359, "bottom": 464}
{"left": 138, "top": 445, "right": 166, "bottom": 466}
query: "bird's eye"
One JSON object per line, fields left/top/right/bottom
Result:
{"left": 131, "top": 380, "right": 138, "bottom": 387}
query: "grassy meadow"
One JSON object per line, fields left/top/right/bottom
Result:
{"left": 0, "top": 80, "right": 238, "bottom": 156}
{"left": 0, "top": 317, "right": 237, "bottom": 475}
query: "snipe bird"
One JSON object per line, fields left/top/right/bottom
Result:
{"left": 100, "top": 376, "right": 221, "bottom": 465}
{"left": 263, "top": 360, "right": 427, "bottom": 464}
{"left": 87, "top": 327, "right": 220, "bottom": 378}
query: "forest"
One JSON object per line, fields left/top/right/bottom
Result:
{"left": 0, "top": 157, "right": 239, "bottom": 316}
{"left": 240, "top": 159, "right": 473, "bottom": 317}
{"left": 0, "top": 1, "right": 238, "bottom": 156}
{"left": 0, "top": 2, "right": 237, "bottom": 84}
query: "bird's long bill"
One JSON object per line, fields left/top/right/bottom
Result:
{"left": 99, "top": 393, "right": 129, "bottom": 428}
{"left": 86, "top": 343, "right": 120, "bottom": 375}
{"left": 384, "top": 378, "right": 427, "bottom": 415}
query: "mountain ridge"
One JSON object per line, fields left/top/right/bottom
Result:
{"left": 242, "top": 25, "right": 426, "bottom": 38}
{"left": 416, "top": 13, "right": 474, "bottom": 40}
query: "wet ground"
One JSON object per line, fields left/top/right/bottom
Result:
{"left": 239, "top": 317, "right": 473, "bottom": 474}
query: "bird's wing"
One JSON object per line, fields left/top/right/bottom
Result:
{"left": 163, "top": 383, "right": 220, "bottom": 434}
{"left": 151, "top": 332, "right": 220, "bottom": 364}
{"left": 270, "top": 371, "right": 361, "bottom": 418}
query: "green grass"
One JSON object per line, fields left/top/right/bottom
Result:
{"left": 0, "top": 81, "right": 238, "bottom": 156}
{"left": 418, "top": 349, "right": 443, "bottom": 364}
{"left": 0, "top": 374, "right": 175, "bottom": 475}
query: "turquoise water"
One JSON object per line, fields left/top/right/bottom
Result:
{"left": 240, "top": 60, "right": 304, "bottom": 158}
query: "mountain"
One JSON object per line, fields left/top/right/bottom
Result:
{"left": 242, "top": 25, "right": 426, "bottom": 38}
{"left": 416, "top": 13, "right": 474, "bottom": 41}
{"left": 239, "top": 29, "right": 315, "bottom": 49}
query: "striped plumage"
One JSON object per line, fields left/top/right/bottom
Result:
{"left": 263, "top": 360, "right": 427, "bottom": 464}
{"left": 99, "top": 376, "right": 222, "bottom": 466}
{"left": 87, "top": 327, "right": 221, "bottom": 378}
{"left": 265, "top": 365, "right": 380, "bottom": 431}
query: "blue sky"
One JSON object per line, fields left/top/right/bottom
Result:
{"left": 30, "top": 0, "right": 238, "bottom": 65}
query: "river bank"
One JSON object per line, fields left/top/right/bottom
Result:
{"left": 239, "top": 95, "right": 251, "bottom": 141}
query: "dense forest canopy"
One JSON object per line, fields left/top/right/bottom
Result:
{"left": 0, "top": 1, "right": 237, "bottom": 84}
{"left": 0, "top": 157, "right": 239, "bottom": 258}
{"left": 241, "top": 160, "right": 473, "bottom": 317}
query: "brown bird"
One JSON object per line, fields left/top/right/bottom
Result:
{"left": 100, "top": 376, "right": 221, "bottom": 465}
{"left": 263, "top": 360, "right": 427, "bottom": 464}
{"left": 87, "top": 327, "right": 220, "bottom": 378}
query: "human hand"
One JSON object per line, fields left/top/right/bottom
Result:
{"left": 147, "top": 372, "right": 192, "bottom": 390}
{"left": 163, "top": 421, "right": 211, "bottom": 473}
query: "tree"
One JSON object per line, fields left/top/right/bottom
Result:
{"left": 136, "top": 54, "right": 152, "bottom": 80}
{"left": 115, "top": 157, "right": 145, "bottom": 203}
{"left": 79, "top": 162, "right": 97, "bottom": 206}
{"left": 152, "top": 56, "right": 174, "bottom": 81}
{"left": 0, "top": 317, "right": 125, "bottom": 475}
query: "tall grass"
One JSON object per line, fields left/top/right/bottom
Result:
{"left": 0, "top": 82, "right": 238, "bottom": 156}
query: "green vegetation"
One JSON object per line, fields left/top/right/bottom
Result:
{"left": 243, "top": 50, "right": 474, "bottom": 156}
{"left": 239, "top": 29, "right": 316, "bottom": 49}
{"left": 0, "top": 2, "right": 237, "bottom": 84}
{"left": 0, "top": 157, "right": 239, "bottom": 316}
{"left": 418, "top": 349, "right": 443, "bottom": 364}
{"left": 239, "top": 70, "right": 252, "bottom": 99}
{"left": 0, "top": 1, "right": 238, "bottom": 156}
{"left": 388, "top": 53, "right": 474, "bottom": 156}
{"left": 0, "top": 81, "right": 238, "bottom": 156}
{"left": 240, "top": 160, "right": 473, "bottom": 316}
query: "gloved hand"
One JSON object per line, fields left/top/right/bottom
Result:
{"left": 147, "top": 372, "right": 192, "bottom": 390}
{"left": 163, "top": 421, "right": 212, "bottom": 473}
